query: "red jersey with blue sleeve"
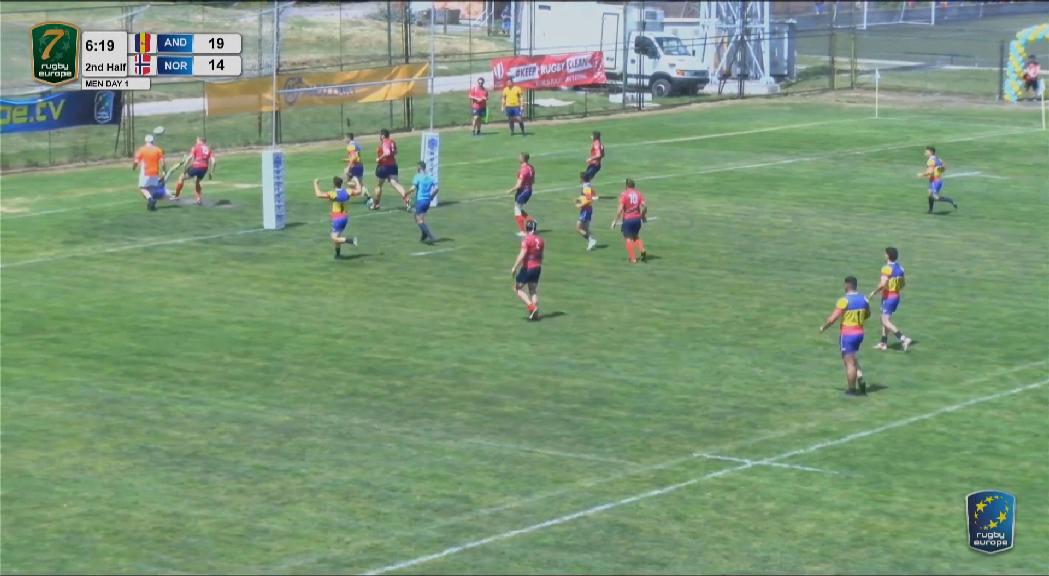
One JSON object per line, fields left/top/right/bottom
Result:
{"left": 377, "top": 139, "right": 397, "bottom": 166}
{"left": 619, "top": 188, "right": 645, "bottom": 220}
{"left": 522, "top": 234, "right": 544, "bottom": 269}
{"left": 189, "top": 143, "right": 213, "bottom": 169}
{"left": 518, "top": 163, "right": 535, "bottom": 189}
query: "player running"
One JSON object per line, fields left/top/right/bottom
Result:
{"left": 868, "top": 246, "right": 913, "bottom": 351}
{"left": 507, "top": 152, "right": 535, "bottom": 236}
{"left": 611, "top": 178, "right": 647, "bottom": 263}
{"left": 372, "top": 128, "right": 409, "bottom": 211}
{"left": 173, "top": 136, "right": 215, "bottom": 206}
{"left": 919, "top": 146, "right": 957, "bottom": 213}
{"left": 501, "top": 77, "right": 526, "bottom": 136}
{"left": 132, "top": 134, "right": 168, "bottom": 211}
{"left": 468, "top": 77, "right": 489, "bottom": 136}
{"left": 819, "top": 275, "right": 871, "bottom": 396}
{"left": 313, "top": 176, "right": 361, "bottom": 259}
{"left": 409, "top": 161, "right": 439, "bottom": 244}
{"left": 343, "top": 133, "right": 370, "bottom": 201}
{"left": 510, "top": 219, "right": 544, "bottom": 321}
{"left": 576, "top": 171, "right": 599, "bottom": 251}
{"left": 583, "top": 131, "right": 605, "bottom": 182}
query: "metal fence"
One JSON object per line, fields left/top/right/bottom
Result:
{"left": 1, "top": 1, "right": 1045, "bottom": 169}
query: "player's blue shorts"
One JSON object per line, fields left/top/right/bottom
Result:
{"left": 505, "top": 106, "right": 521, "bottom": 118}
{"left": 929, "top": 179, "right": 944, "bottom": 195}
{"left": 376, "top": 164, "right": 399, "bottom": 180}
{"left": 472, "top": 106, "right": 486, "bottom": 117}
{"left": 839, "top": 332, "right": 864, "bottom": 356}
{"left": 621, "top": 217, "right": 642, "bottom": 238}
{"left": 348, "top": 164, "right": 364, "bottom": 179}
{"left": 185, "top": 166, "right": 208, "bottom": 179}
{"left": 415, "top": 198, "right": 431, "bottom": 215}
{"left": 881, "top": 295, "right": 900, "bottom": 316}
{"left": 578, "top": 206, "right": 593, "bottom": 223}
{"left": 516, "top": 266, "right": 541, "bottom": 285}
{"left": 147, "top": 184, "right": 167, "bottom": 199}
{"left": 583, "top": 163, "right": 601, "bottom": 182}
{"left": 515, "top": 187, "right": 533, "bottom": 205}
{"left": 331, "top": 215, "right": 349, "bottom": 233}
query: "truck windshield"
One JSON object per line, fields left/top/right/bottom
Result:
{"left": 655, "top": 37, "right": 691, "bottom": 56}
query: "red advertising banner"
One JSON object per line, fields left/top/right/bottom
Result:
{"left": 490, "top": 51, "right": 607, "bottom": 90}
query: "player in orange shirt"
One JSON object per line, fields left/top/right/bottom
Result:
{"left": 173, "top": 136, "right": 215, "bottom": 206}
{"left": 132, "top": 134, "right": 168, "bottom": 211}
{"left": 611, "top": 178, "right": 647, "bottom": 263}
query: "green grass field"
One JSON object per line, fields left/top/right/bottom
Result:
{"left": 2, "top": 97, "right": 1048, "bottom": 574}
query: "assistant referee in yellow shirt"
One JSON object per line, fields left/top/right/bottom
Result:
{"left": 501, "top": 77, "right": 526, "bottom": 136}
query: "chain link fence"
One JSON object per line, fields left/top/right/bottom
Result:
{"left": 1, "top": 1, "right": 1045, "bottom": 170}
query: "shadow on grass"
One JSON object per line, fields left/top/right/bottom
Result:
{"left": 335, "top": 253, "right": 370, "bottom": 261}
{"left": 539, "top": 311, "right": 567, "bottom": 321}
{"left": 888, "top": 339, "right": 919, "bottom": 351}
{"left": 931, "top": 210, "right": 954, "bottom": 216}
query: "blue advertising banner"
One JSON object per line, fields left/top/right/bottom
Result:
{"left": 0, "top": 90, "right": 123, "bottom": 134}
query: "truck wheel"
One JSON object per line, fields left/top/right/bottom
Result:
{"left": 650, "top": 78, "right": 672, "bottom": 98}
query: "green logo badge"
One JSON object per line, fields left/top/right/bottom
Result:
{"left": 31, "top": 22, "right": 80, "bottom": 86}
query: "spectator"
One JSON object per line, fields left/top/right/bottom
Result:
{"left": 1023, "top": 54, "right": 1041, "bottom": 98}
{"left": 814, "top": 1, "right": 825, "bottom": 15}
{"left": 501, "top": 4, "right": 511, "bottom": 36}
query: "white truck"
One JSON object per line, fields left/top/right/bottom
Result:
{"left": 518, "top": 1, "right": 711, "bottom": 97}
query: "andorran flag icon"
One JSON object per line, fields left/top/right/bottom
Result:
{"left": 129, "top": 32, "right": 156, "bottom": 54}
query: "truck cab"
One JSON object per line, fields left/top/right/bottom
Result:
{"left": 624, "top": 32, "right": 709, "bottom": 97}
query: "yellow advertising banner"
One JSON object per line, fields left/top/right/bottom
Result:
{"left": 205, "top": 63, "right": 429, "bottom": 116}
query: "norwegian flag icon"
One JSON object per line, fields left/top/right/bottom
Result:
{"left": 131, "top": 54, "right": 156, "bottom": 76}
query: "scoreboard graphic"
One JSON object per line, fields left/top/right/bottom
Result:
{"left": 31, "top": 22, "right": 242, "bottom": 90}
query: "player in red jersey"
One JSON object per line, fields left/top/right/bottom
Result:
{"left": 611, "top": 178, "right": 647, "bottom": 263}
{"left": 511, "top": 219, "right": 544, "bottom": 321}
{"left": 506, "top": 152, "right": 535, "bottom": 236}
{"left": 173, "top": 137, "right": 215, "bottom": 205}
{"left": 583, "top": 131, "right": 604, "bottom": 182}
{"left": 371, "top": 128, "right": 409, "bottom": 211}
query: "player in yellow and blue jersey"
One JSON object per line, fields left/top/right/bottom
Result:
{"left": 575, "top": 171, "right": 599, "bottom": 251}
{"left": 919, "top": 146, "right": 957, "bottom": 213}
{"left": 868, "top": 247, "right": 913, "bottom": 352}
{"left": 343, "top": 133, "right": 370, "bottom": 204}
{"left": 313, "top": 176, "right": 361, "bottom": 258}
{"left": 820, "top": 276, "right": 871, "bottom": 396}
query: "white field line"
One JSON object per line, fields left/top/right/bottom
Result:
{"left": 461, "top": 439, "right": 641, "bottom": 467}
{"left": 2, "top": 126, "right": 1037, "bottom": 270}
{"left": 409, "top": 247, "right": 459, "bottom": 257}
{"left": 1, "top": 184, "right": 267, "bottom": 219}
{"left": 3, "top": 118, "right": 855, "bottom": 220}
{"left": 942, "top": 171, "right": 1008, "bottom": 180}
{"left": 361, "top": 367, "right": 1048, "bottom": 575}
{"left": 692, "top": 452, "right": 837, "bottom": 475}
{"left": 442, "top": 118, "right": 861, "bottom": 168}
